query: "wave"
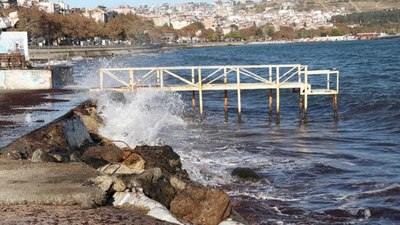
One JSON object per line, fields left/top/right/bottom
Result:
{"left": 96, "top": 91, "right": 186, "bottom": 147}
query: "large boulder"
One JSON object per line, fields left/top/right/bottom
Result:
{"left": 170, "top": 183, "right": 232, "bottom": 225}
{"left": 82, "top": 146, "right": 123, "bottom": 163}
{"left": 31, "top": 149, "right": 56, "bottom": 163}
{"left": 122, "top": 152, "right": 145, "bottom": 173}
{"left": 72, "top": 100, "right": 102, "bottom": 134}
{"left": 231, "top": 167, "right": 265, "bottom": 183}
{"left": 132, "top": 145, "right": 187, "bottom": 178}
{"left": 61, "top": 116, "right": 94, "bottom": 149}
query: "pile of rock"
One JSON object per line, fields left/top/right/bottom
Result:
{"left": 0, "top": 100, "right": 245, "bottom": 225}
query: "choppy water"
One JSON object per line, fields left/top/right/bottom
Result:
{"left": 3, "top": 39, "right": 400, "bottom": 224}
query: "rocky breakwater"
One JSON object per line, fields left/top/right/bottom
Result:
{"left": 0, "top": 100, "right": 246, "bottom": 225}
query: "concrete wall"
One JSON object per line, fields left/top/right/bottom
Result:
{"left": 29, "top": 45, "right": 162, "bottom": 62}
{"left": 0, "top": 70, "right": 52, "bottom": 90}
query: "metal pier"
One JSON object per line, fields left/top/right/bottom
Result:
{"left": 93, "top": 64, "right": 339, "bottom": 122}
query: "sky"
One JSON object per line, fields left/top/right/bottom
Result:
{"left": 63, "top": 0, "right": 213, "bottom": 8}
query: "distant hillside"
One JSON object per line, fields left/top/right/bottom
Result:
{"left": 332, "top": 8, "right": 400, "bottom": 24}
{"left": 260, "top": 0, "right": 400, "bottom": 12}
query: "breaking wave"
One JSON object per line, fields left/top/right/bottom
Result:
{"left": 95, "top": 91, "right": 186, "bottom": 147}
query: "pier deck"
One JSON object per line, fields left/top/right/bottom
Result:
{"left": 93, "top": 64, "right": 339, "bottom": 121}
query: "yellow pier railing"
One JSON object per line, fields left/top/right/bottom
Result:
{"left": 95, "top": 64, "right": 339, "bottom": 122}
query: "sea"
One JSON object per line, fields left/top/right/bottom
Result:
{"left": 1, "top": 39, "right": 400, "bottom": 224}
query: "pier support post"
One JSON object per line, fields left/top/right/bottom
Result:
{"left": 224, "top": 67, "right": 228, "bottom": 121}
{"left": 299, "top": 93, "right": 304, "bottom": 119}
{"left": 191, "top": 68, "right": 196, "bottom": 110}
{"left": 237, "top": 68, "right": 242, "bottom": 123}
{"left": 156, "top": 70, "right": 160, "bottom": 87}
{"left": 198, "top": 68, "right": 204, "bottom": 119}
{"left": 276, "top": 66, "right": 280, "bottom": 124}
{"left": 99, "top": 70, "right": 104, "bottom": 90}
{"left": 192, "top": 91, "right": 196, "bottom": 110}
{"left": 303, "top": 66, "right": 308, "bottom": 123}
{"left": 276, "top": 88, "right": 280, "bottom": 124}
{"left": 303, "top": 93, "right": 308, "bottom": 122}
{"left": 129, "top": 69, "right": 134, "bottom": 91}
{"left": 333, "top": 94, "right": 338, "bottom": 120}
{"left": 268, "top": 89, "right": 273, "bottom": 121}
{"left": 224, "top": 90, "right": 228, "bottom": 120}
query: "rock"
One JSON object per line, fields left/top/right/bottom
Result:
{"left": 91, "top": 175, "right": 114, "bottom": 193}
{"left": 122, "top": 153, "right": 145, "bottom": 173}
{"left": 61, "top": 116, "right": 94, "bottom": 149}
{"left": 31, "top": 149, "right": 56, "bottom": 163}
{"left": 122, "top": 148, "right": 133, "bottom": 160}
{"left": 170, "top": 183, "right": 232, "bottom": 225}
{"left": 82, "top": 146, "right": 123, "bottom": 163}
{"left": 73, "top": 103, "right": 101, "bottom": 134}
{"left": 324, "top": 209, "right": 353, "bottom": 218}
{"left": 110, "top": 168, "right": 163, "bottom": 192}
{"left": 52, "top": 153, "right": 68, "bottom": 163}
{"left": 112, "top": 179, "right": 128, "bottom": 192}
{"left": 96, "top": 167, "right": 165, "bottom": 192}
{"left": 69, "top": 152, "right": 83, "bottom": 162}
{"left": 98, "top": 163, "right": 139, "bottom": 175}
{"left": 142, "top": 177, "right": 176, "bottom": 209}
{"left": 107, "top": 91, "right": 127, "bottom": 104}
{"left": 170, "top": 176, "right": 187, "bottom": 191}
{"left": 135, "top": 168, "right": 163, "bottom": 184}
{"left": 83, "top": 157, "right": 110, "bottom": 169}
{"left": 133, "top": 145, "right": 187, "bottom": 178}
{"left": 231, "top": 167, "right": 264, "bottom": 183}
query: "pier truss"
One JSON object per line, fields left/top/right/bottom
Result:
{"left": 95, "top": 65, "right": 339, "bottom": 122}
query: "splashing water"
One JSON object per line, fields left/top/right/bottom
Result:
{"left": 96, "top": 90, "right": 187, "bottom": 148}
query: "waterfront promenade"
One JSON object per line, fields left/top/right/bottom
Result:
{"left": 29, "top": 42, "right": 246, "bottom": 62}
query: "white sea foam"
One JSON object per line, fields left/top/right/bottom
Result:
{"left": 24, "top": 113, "right": 33, "bottom": 126}
{"left": 96, "top": 90, "right": 186, "bottom": 148}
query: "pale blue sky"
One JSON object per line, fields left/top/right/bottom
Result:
{"left": 64, "top": 0, "right": 213, "bottom": 8}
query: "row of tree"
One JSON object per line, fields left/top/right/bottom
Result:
{"left": 2, "top": 7, "right": 174, "bottom": 45}
{"left": 1, "top": 7, "right": 399, "bottom": 46}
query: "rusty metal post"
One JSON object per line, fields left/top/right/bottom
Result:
{"left": 192, "top": 91, "right": 196, "bottom": 110}
{"left": 198, "top": 68, "right": 204, "bottom": 119}
{"left": 299, "top": 93, "right": 303, "bottom": 119}
{"left": 191, "top": 68, "right": 196, "bottom": 110}
{"left": 224, "top": 67, "right": 228, "bottom": 120}
{"left": 276, "top": 66, "right": 280, "bottom": 124}
{"left": 269, "top": 89, "right": 273, "bottom": 121}
{"left": 333, "top": 94, "right": 338, "bottom": 120}
{"left": 237, "top": 68, "right": 242, "bottom": 123}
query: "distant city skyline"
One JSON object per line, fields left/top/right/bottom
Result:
{"left": 63, "top": 0, "right": 214, "bottom": 8}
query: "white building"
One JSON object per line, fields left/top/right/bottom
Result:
{"left": 0, "top": 0, "right": 17, "bottom": 8}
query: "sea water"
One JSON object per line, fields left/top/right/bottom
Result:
{"left": 3, "top": 39, "right": 400, "bottom": 224}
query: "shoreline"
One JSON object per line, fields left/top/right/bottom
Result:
{"left": 29, "top": 38, "right": 396, "bottom": 62}
{"left": 28, "top": 42, "right": 246, "bottom": 62}
{"left": 0, "top": 98, "right": 249, "bottom": 225}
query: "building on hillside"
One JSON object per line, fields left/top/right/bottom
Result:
{"left": 153, "top": 16, "right": 170, "bottom": 27}
{"left": 0, "top": 0, "right": 17, "bottom": 8}
{"left": 82, "top": 7, "right": 115, "bottom": 23}
{"left": 112, "top": 5, "right": 136, "bottom": 15}
{"left": 16, "top": 0, "right": 69, "bottom": 13}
